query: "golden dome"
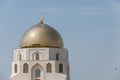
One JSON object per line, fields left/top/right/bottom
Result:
{"left": 20, "top": 22, "right": 64, "bottom": 48}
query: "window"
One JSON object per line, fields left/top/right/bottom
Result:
{"left": 35, "top": 69, "right": 40, "bottom": 77}
{"left": 19, "top": 54, "right": 21, "bottom": 61}
{"left": 14, "top": 64, "right": 17, "bottom": 73}
{"left": 46, "top": 63, "right": 52, "bottom": 73}
{"left": 36, "top": 53, "right": 39, "bottom": 60}
{"left": 56, "top": 54, "right": 59, "bottom": 60}
{"left": 23, "top": 63, "right": 28, "bottom": 73}
{"left": 59, "top": 63, "right": 63, "bottom": 73}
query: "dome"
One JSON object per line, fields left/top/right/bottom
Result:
{"left": 20, "top": 20, "right": 64, "bottom": 48}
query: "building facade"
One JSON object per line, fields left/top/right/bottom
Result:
{"left": 10, "top": 17, "right": 70, "bottom": 80}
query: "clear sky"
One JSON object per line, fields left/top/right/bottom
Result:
{"left": 0, "top": 0, "right": 120, "bottom": 80}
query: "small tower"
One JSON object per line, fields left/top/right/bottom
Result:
{"left": 10, "top": 17, "right": 70, "bottom": 80}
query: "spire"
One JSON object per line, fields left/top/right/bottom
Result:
{"left": 40, "top": 13, "right": 45, "bottom": 24}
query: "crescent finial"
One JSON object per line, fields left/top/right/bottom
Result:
{"left": 40, "top": 13, "right": 45, "bottom": 24}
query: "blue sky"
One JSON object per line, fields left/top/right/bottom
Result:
{"left": 0, "top": 0, "right": 120, "bottom": 80}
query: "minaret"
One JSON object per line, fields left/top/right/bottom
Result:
{"left": 10, "top": 17, "right": 70, "bottom": 80}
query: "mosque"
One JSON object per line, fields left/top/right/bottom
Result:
{"left": 10, "top": 17, "right": 70, "bottom": 80}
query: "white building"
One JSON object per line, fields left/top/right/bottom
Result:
{"left": 10, "top": 17, "right": 70, "bottom": 80}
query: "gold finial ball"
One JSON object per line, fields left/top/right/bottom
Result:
{"left": 20, "top": 22, "right": 64, "bottom": 48}
{"left": 40, "top": 16, "right": 45, "bottom": 24}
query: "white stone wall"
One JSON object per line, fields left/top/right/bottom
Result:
{"left": 49, "top": 48, "right": 68, "bottom": 61}
{"left": 10, "top": 48, "right": 70, "bottom": 80}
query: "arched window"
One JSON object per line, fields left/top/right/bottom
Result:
{"left": 35, "top": 69, "right": 40, "bottom": 77}
{"left": 19, "top": 54, "right": 21, "bottom": 61}
{"left": 14, "top": 64, "right": 17, "bottom": 73}
{"left": 23, "top": 63, "right": 28, "bottom": 73}
{"left": 46, "top": 63, "right": 52, "bottom": 73}
{"left": 36, "top": 53, "right": 39, "bottom": 60}
{"left": 59, "top": 63, "right": 63, "bottom": 73}
{"left": 56, "top": 54, "right": 59, "bottom": 60}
